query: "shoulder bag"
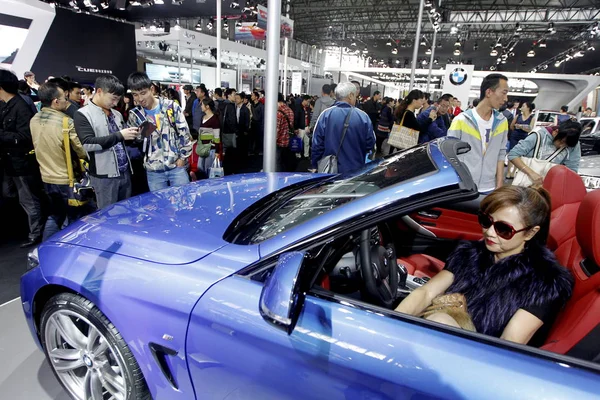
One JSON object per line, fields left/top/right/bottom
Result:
{"left": 512, "top": 130, "right": 565, "bottom": 187}
{"left": 63, "top": 117, "right": 93, "bottom": 206}
{"left": 317, "top": 107, "right": 354, "bottom": 174}
{"left": 387, "top": 110, "right": 419, "bottom": 150}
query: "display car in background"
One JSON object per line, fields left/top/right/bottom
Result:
{"left": 580, "top": 117, "right": 600, "bottom": 156}
{"left": 21, "top": 138, "right": 600, "bottom": 400}
{"left": 579, "top": 154, "right": 600, "bottom": 190}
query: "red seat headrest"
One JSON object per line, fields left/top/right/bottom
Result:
{"left": 576, "top": 190, "right": 600, "bottom": 265}
{"left": 543, "top": 166, "right": 587, "bottom": 211}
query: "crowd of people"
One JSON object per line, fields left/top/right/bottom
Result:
{"left": 0, "top": 68, "right": 584, "bottom": 248}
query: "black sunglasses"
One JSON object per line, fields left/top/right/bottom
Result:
{"left": 478, "top": 212, "right": 529, "bottom": 240}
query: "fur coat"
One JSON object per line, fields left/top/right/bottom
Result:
{"left": 445, "top": 240, "right": 574, "bottom": 339}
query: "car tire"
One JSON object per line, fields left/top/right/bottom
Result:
{"left": 40, "top": 292, "right": 151, "bottom": 400}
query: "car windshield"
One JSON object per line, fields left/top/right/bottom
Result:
{"left": 226, "top": 146, "right": 438, "bottom": 244}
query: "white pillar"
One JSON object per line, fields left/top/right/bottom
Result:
{"left": 177, "top": 40, "right": 181, "bottom": 84}
{"left": 426, "top": 29, "right": 437, "bottom": 93}
{"left": 409, "top": 0, "right": 425, "bottom": 91}
{"left": 282, "top": 3, "right": 290, "bottom": 96}
{"left": 216, "top": 0, "right": 222, "bottom": 88}
{"left": 263, "top": 0, "right": 282, "bottom": 172}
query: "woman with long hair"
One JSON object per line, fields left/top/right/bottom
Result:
{"left": 390, "top": 89, "right": 426, "bottom": 153}
{"left": 375, "top": 97, "right": 395, "bottom": 156}
{"left": 166, "top": 88, "right": 181, "bottom": 106}
{"left": 192, "top": 98, "right": 221, "bottom": 178}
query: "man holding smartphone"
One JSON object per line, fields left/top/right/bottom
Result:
{"left": 74, "top": 75, "right": 139, "bottom": 209}
{"left": 127, "top": 72, "right": 192, "bottom": 191}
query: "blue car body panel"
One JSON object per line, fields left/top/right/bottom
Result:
{"left": 187, "top": 275, "right": 600, "bottom": 399}
{"left": 20, "top": 138, "right": 600, "bottom": 399}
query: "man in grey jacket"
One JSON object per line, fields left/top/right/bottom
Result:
{"left": 447, "top": 73, "right": 509, "bottom": 193}
{"left": 74, "top": 75, "right": 138, "bottom": 209}
{"left": 309, "top": 84, "right": 335, "bottom": 133}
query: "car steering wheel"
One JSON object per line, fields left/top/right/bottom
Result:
{"left": 359, "top": 229, "right": 400, "bottom": 308}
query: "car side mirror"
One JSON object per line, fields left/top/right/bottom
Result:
{"left": 259, "top": 251, "right": 306, "bottom": 334}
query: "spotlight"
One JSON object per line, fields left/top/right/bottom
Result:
{"left": 454, "top": 40, "right": 461, "bottom": 47}
{"left": 391, "top": 48, "right": 398, "bottom": 55}
{"left": 350, "top": 41, "right": 357, "bottom": 47}
{"left": 100, "top": 1, "right": 109, "bottom": 9}
{"left": 235, "top": 20, "right": 242, "bottom": 28}
{"left": 527, "top": 49, "right": 535, "bottom": 57}
{"left": 434, "top": 58, "right": 439, "bottom": 64}
{"left": 195, "top": 19, "right": 202, "bottom": 31}
{"left": 68, "top": 0, "right": 79, "bottom": 9}
{"left": 539, "top": 40, "right": 546, "bottom": 48}
{"left": 425, "top": 48, "right": 432, "bottom": 55}
{"left": 386, "top": 40, "right": 392, "bottom": 46}
{"left": 516, "top": 23, "right": 522, "bottom": 32}
{"left": 490, "top": 65, "right": 497, "bottom": 71}
{"left": 453, "top": 48, "right": 461, "bottom": 56}
{"left": 172, "top": 0, "right": 184, "bottom": 4}
{"left": 420, "top": 38, "right": 427, "bottom": 46}
{"left": 206, "top": 18, "right": 214, "bottom": 30}
{"left": 555, "top": 60, "right": 562, "bottom": 67}
{"left": 362, "top": 47, "right": 368, "bottom": 54}
{"left": 230, "top": 1, "right": 240, "bottom": 9}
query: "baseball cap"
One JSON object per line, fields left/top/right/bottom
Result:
{"left": 24, "top": 71, "right": 34, "bottom": 77}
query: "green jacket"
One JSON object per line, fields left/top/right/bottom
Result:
{"left": 448, "top": 108, "right": 508, "bottom": 192}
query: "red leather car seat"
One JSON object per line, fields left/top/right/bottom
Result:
{"left": 542, "top": 190, "right": 600, "bottom": 356}
{"left": 397, "top": 254, "right": 445, "bottom": 278}
{"left": 543, "top": 166, "right": 587, "bottom": 251}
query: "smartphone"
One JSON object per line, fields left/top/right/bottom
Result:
{"left": 139, "top": 120, "right": 156, "bottom": 138}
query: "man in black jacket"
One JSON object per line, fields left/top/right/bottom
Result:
{"left": 249, "top": 91, "right": 264, "bottom": 155}
{"left": 294, "top": 95, "right": 312, "bottom": 158}
{"left": 362, "top": 91, "right": 381, "bottom": 128}
{"left": 0, "top": 69, "right": 43, "bottom": 247}
{"left": 235, "top": 92, "right": 250, "bottom": 162}
{"left": 221, "top": 88, "right": 238, "bottom": 174}
{"left": 183, "top": 85, "right": 196, "bottom": 130}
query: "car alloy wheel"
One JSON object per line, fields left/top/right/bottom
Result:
{"left": 44, "top": 310, "right": 127, "bottom": 399}
{"left": 40, "top": 293, "right": 150, "bottom": 400}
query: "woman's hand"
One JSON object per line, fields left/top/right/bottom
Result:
{"left": 526, "top": 168, "right": 544, "bottom": 185}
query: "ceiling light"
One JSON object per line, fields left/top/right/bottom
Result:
{"left": 574, "top": 51, "right": 584, "bottom": 58}
{"left": 450, "top": 26, "right": 458, "bottom": 35}
{"left": 420, "top": 38, "right": 427, "bottom": 46}
{"left": 386, "top": 40, "right": 392, "bottom": 46}
{"left": 195, "top": 19, "right": 202, "bottom": 31}
{"left": 172, "top": 0, "right": 184, "bottom": 4}
{"left": 454, "top": 40, "right": 461, "bottom": 47}
{"left": 235, "top": 20, "right": 242, "bottom": 28}
{"left": 490, "top": 65, "right": 497, "bottom": 71}
{"left": 362, "top": 47, "right": 368, "bottom": 53}
{"left": 453, "top": 48, "right": 461, "bottom": 56}
{"left": 350, "top": 41, "right": 357, "bottom": 47}
{"left": 230, "top": 1, "right": 240, "bottom": 9}
{"left": 501, "top": 60, "right": 507, "bottom": 64}
{"left": 206, "top": 18, "right": 214, "bottom": 30}
{"left": 516, "top": 23, "right": 523, "bottom": 32}
{"left": 527, "top": 49, "right": 535, "bottom": 57}
{"left": 395, "top": 59, "right": 400, "bottom": 64}
{"left": 69, "top": 0, "right": 79, "bottom": 8}
{"left": 588, "top": 46, "right": 596, "bottom": 51}
{"left": 555, "top": 60, "right": 562, "bottom": 67}
{"left": 150, "top": 21, "right": 157, "bottom": 31}
{"left": 490, "top": 49, "right": 498, "bottom": 56}
{"left": 155, "top": 0, "right": 164, "bottom": 3}
{"left": 425, "top": 48, "right": 432, "bottom": 55}
{"left": 100, "top": 1, "right": 109, "bottom": 9}
{"left": 539, "top": 41, "right": 546, "bottom": 48}
{"left": 391, "top": 48, "right": 398, "bottom": 54}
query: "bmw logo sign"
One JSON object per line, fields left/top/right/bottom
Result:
{"left": 449, "top": 68, "right": 468, "bottom": 86}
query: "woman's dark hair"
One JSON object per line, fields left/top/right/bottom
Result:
{"left": 123, "top": 93, "right": 134, "bottom": 109}
{"left": 382, "top": 97, "right": 394, "bottom": 106}
{"left": 127, "top": 72, "right": 152, "bottom": 92}
{"left": 479, "top": 73, "right": 508, "bottom": 101}
{"left": 202, "top": 98, "right": 216, "bottom": 113}
{"left": 522, "top": 101, "right": 535, "bottom": 112}
{"left": 394, "top": 89, "right": 424, "bottom": 122}
{"left": 37, "top": 82, "right": 62, "bottom": 107}
{"left": 94, "top": 75, "right": 124, "bottom": 96}
{"left": 553, "top": 119, "right": 582, "bottom": 148}
{"left": 166, "top": 88, "right": 180, "bottom": 104}
{"left": 480, "top": 185, "right": 551, "bottom": 244}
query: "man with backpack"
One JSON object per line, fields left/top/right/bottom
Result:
{"left": 126, "top": 72, "right": 192, "bottom": 191}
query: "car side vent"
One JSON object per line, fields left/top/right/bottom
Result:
{"left": 149, "top": 342, "right": 179, "bottom": 389}
{"left": 580, "top": 258, "right": 600, "bottom": 277}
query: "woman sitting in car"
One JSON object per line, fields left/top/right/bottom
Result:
{"left": 507, "top": 120, "right": 582, "bottom": 185}
{"left": 396, "top": 186, "right": 573, "bottom": 346}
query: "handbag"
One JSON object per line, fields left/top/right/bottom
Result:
{"left": 208, "top": 155, "right": 224, "bottom": 179}
{"left": 512, "top": 130, "right": 565, "bottom": 187}
{"left": 62, "top": 117, "right": 93, "bottom": 207}
{"left": 196, "top": 142, "right": 212, "bottom": 158}
{"left": 387, "top": 111, "right": 419, "bottom": 150}
{"left": 317, "top": 107, "right": 354, "bottom": 174}
{"left": 419, "top": 293, "right": 476, "bottom": 332}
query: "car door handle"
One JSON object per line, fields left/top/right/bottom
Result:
{"left": 417, "top": 210, "right": 441, "bottom": 219}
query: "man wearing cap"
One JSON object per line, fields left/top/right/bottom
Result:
{"left": 183, "top": 84, "right": 196, "bottom": 131}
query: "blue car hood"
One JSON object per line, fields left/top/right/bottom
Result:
{"left": 50, "top": 173, "right": 319, "bottom": 265}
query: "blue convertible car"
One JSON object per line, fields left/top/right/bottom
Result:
{"left": 21, "top": 138, "right": 600, "bottom": 399}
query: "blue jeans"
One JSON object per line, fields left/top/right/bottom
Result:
{"left": 146, "top": 167, "right": 190, "bottom": 191}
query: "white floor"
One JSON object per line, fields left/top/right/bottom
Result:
{"left": 0, "top": 298, "right": 68, "bottom": 399}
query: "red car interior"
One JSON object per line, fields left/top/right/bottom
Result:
{"left": 542, "top": 189, "right": 600, "bottom": 355}
{"left": 408, "top": 208, "right": 482, "bottom": 241}
{"left": 543, "top": 166, "right": 588, "bottom": 251}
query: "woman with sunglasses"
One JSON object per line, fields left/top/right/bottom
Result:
{"left": 396, "top": 185, "right": 573, "bottom": 346}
